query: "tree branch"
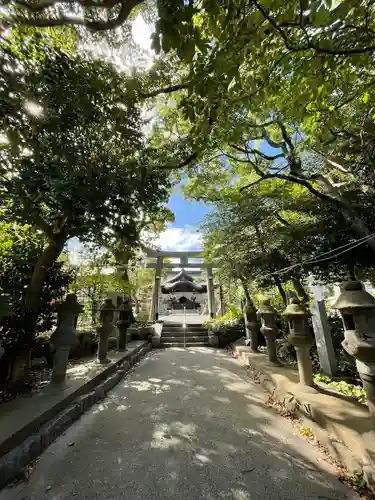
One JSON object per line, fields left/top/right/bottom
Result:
{"left": 251, "top": 0, "right": 293, "bottom": 49}
{"left": 274, "top": 213, "right": 290, "bottom": 226}
{"left": 140, "top": 83, "right": 189, "bottom": 99}
{"left": 252, "top": 0, "right": 375, "bottom": 55}
{"left": 276, "top": 120, "right": 294, "bottom": 151}
{"left": 240, "top": 172, "right": 338, "bottom": 204}
{"left": 261, "top": 128, "right": 284, "bottom": 149}
{"left": 158, "top": 152, "right": 198, "bottom": 170}
{"left": 231, "top": 144, "right": 285, "bottom": 162}
{"left": 4, "top": 0, "right": 144, "bottom": 30}
{"left": 13, "top": 0, "right": 119, "bottom": 12}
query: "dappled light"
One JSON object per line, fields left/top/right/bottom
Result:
{"left": 2, "top": 4, "right": 375, "bottom": 494}
{"left": 1, "top": 348, "right": 358, "bottom": 500}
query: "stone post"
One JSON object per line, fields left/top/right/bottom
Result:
{"left": 283, "top": 297, "right": 314, "bottom": 387}
{"left": 206, "top": 265, "right": 214, "bottom": 318}
{"left": 117, "top": 296, "right": 134, "bottom": 351}
{"left": 310, "top": 288, "right": 337, "bottom": 377}
{"left": 333, "top": 281, "right": 375, "bottom": 422}
{"left": 244, "top": 300, "right": 260, "bottom": 352}
{"left": 151, "top": 256, "right": 162, "bottom": 321}
{"left": 97, "top": 298, "right": 116, "bottom": 363}
{"left": 50, "top": 294, "right": 83, "bottom": 384}
{"left": 257, "top": 300, "right": 280, "bottom": 365}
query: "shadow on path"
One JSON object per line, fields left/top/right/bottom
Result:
{"left": 1, "top": 348, "right": 359, "bottom": 500}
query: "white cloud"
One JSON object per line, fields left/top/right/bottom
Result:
{"left": 66, "top": 226, "right": 203, "bottom": 266}
{"left": 156, "top": 226, "right": 203, "bottom": 252}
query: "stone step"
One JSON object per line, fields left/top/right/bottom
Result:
{"left": 162, "top": 325, "right": 205, "bottom": 330}
{"left": 162, "top": 331, "right": 208, "bottom": 338}
{"left": 161, "top": 342, "right": 209, "bottom": 347}
{"left": 161, "top": 336, "right": 209, "bottom": 343}
{"left": 162, "top": 327, "right": 207, "bottom": 333}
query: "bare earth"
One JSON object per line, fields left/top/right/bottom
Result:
{"left": 0, "top": 347, "right": 359, "bottom": 500}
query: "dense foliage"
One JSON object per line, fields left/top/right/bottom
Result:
{"left": 0, "top": 218, "right": 72, "bottom": 388}
{"left": 3, "top": 1, "right": 375, "bottom": 395}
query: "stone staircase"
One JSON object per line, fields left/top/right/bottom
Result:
{"left": 160, "top": 322, "right": 209, "bottom": 347}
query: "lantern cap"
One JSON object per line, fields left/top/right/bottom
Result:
{"left": 100, "top": 298, "right": 116, "bottom": 311}
{"left": 257, "top": 299, "right": 276, "bottom": 315}
{"left": 333, "top": 281, "right": 375, "bottom": 310}
{"left": 283, "top": 297, "right": 310, "bottom": 317}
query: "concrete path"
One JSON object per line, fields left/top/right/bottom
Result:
{"left": 1, "top": 348, "right": 358, "bottom": 500}
{"left": 0, "top": 342, "right": 145, "bottom": 459}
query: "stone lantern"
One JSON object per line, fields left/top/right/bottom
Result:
{"left": 116, "top": 296, "right": 134, "bottom": 351}
{"left": 97, "top": 298, "right": 116, "bottom": 364}
{"left": 283, "top": 297, "right": 314, "bottom": 387}
{"left": 333, "top": 281, "right": 375, "bottom": 420}
{"left": 257, "top": 300, "right": 280, "bottom": 365}
{"left": 243, "top": 299, "right": 260, "bottom": 352}
{"left": 50, "top": 294, "right": 83, "bottom": 384}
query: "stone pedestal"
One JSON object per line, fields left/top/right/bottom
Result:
{"left": 117, "top": 322, "right": 130, "bottom": 351}
{"left": 208, "top": 332, "right": 219, "bottom": 347}
{"left": 51, "top": 346, "right": 71, "bottom": 384}
{"left": 257, "top": 300, "right": 280, "bottom": 365}
{"left": 334, "top": 281, "right": 375, "bottom": 423}
{"left": 295, "top": 346, "right": 314, "bottom": 386}
{"left": 283, "top": 297, "right": 314, "bottom": 388}
{"left": 97, "top": 298, "right": 116, "bottom": 364}
{"left": 244, "top": 300, "right": 260, "bottom": 352}
{"left": 50, "top": 294, "right": 83, "bottom": 385}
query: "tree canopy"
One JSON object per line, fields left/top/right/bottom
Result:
{"left": 3, "top": 0, "right": 375, "bottom": 331}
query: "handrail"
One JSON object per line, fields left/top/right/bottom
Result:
{"left": 183, "top": 306, "right": 186, "bottom": 348}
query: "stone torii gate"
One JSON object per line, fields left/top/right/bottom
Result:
{"left": 145, "top": 249, "right": 215, "bottom": 320}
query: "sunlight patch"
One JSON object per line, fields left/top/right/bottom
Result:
{"left": 194, "top": 453, "right": 211, "bottom": 464}
{"left": 231, "top": 488, "right": 252, "bottom": 500}
{"left": 125, "top": 380, "right": 171, "bottom": 394}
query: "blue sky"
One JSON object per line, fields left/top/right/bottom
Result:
{"left": 156, "top": 184, "right": 210, "bottom": 252}
{"left": 167, "top": 186, "right": 211, "bottom": 227}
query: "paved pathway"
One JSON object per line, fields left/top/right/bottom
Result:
{"left": 1, "top": 348, "right": 358, "bottom": 500}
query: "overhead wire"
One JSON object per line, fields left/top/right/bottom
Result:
{"left": 263, "top": 231, "right": 375, "bottom": 279}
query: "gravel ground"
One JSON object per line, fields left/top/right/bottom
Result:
{"left": 0, "top": 347, "right": 359, "bottom": 500}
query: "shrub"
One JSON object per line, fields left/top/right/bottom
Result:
{"left": 204, "top": 306, "right": 244, "bottom": 346}
{"left": 314, "top": 373, "right": 366, "bottom": 403}
{"left": 70, "top": 330, "right": 98, "bottom": 358}
{"left": 134, "top": 310, "right": 151, "bottom": 328}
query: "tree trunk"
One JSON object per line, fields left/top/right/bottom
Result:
{"left": 25, "top": 233, "right": 67, "bottom": 312}
{"left": 239, "top": 275, "right": 252, "bottom": 303}
{"left": 133, "top": 295, "right": 140, "bottom": 314}
{"left": 291, "top": 276, "right": 309, "bottom": 302}
{"left": 273, "top": 274, "right": 287, "bottom": 305}
{"left": 314, "top": 174, "right": 375, "bottom": 254}
{"left": 21, "top": 233, "right": 67, "bottom": 365}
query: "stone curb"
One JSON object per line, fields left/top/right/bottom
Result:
{"left": 230, "top": 344, "right": 375, "bottom": 493}
{"left": 0, "top": 342, "right": 152, "bottom": 490}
